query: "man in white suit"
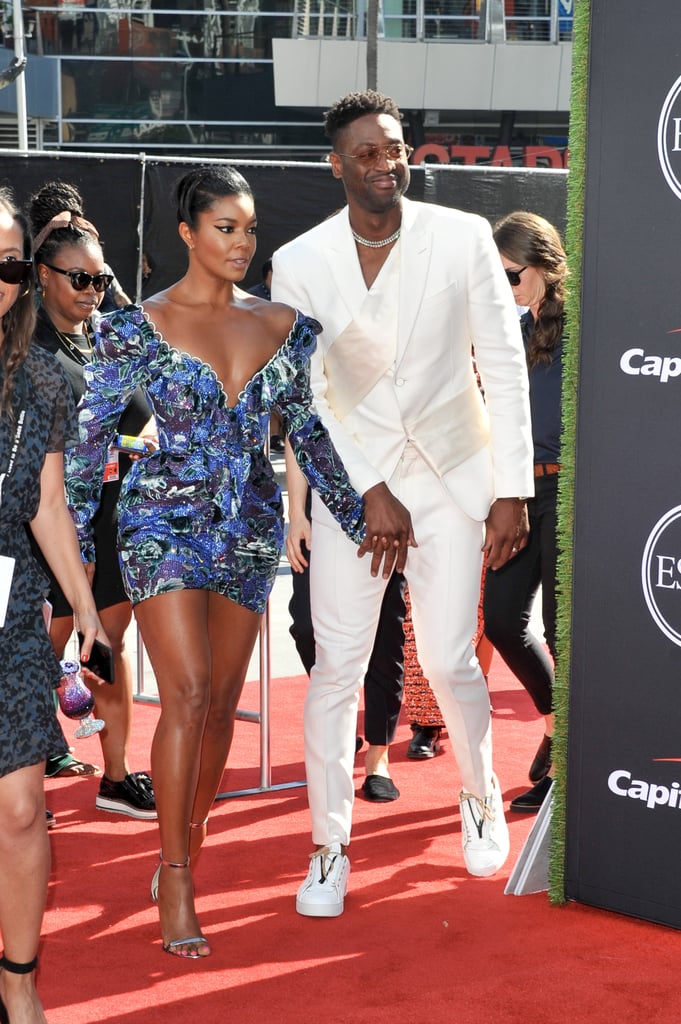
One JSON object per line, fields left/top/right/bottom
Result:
{"left": 272, "top": 91, "right": 534, "bottom": 917}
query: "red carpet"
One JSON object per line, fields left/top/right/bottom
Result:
{"left": 41, "top": 656, "right": 681, "bottom": 1024}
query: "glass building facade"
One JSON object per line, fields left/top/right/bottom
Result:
{"left": 1, "top": 0, "right": 573, "bottom": 156}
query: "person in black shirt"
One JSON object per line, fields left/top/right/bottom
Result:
{"left": 28, "top": 180, "right": 156, "bottom": 820}
{"left": 483, "top": 210, "right": 566, "bottom": 813}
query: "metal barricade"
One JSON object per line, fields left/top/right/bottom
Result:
{"left": 133, "top": 597, "right": 307, "bottom": 799}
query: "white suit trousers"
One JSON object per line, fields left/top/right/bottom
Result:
{"left": 307, "top": 445, "right": 494, "bottom": 847}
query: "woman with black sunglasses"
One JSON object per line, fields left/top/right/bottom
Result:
{"left": 0, "top": 186, "right": 107, "bottom": 1024}
{"left": 27, "top": 180, "right": 157, "bottom": 820}
{"left": 483, "top": 210, "right": 567, "bottom": 814}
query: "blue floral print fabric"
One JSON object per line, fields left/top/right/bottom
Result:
{"left": 66, "top": 306, "right": 364, "bottom": 614}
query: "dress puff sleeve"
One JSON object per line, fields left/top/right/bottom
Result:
{"left": 273, "top": 313, "right": 365, "bottom": 545}
{"left": 66, "top": 306, "right": 152, "bottom": 561}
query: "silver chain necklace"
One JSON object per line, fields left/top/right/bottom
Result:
{"left": 351, "top": 226, "right": 401, "bottom": 248}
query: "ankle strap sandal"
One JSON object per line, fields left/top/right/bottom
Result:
{"left": 150, "top": 850, "right": 190, "bottom": 904}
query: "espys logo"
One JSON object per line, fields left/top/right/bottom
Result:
{"left": 641, "top": 506, "right": 681, "bottom": 646}
{"left": 658, "top": 75, "right": 681, "bottom": 200}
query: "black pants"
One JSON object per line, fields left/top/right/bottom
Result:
{"left": 482, "top": 473, "right": 557, "bottom": 716}
{"left": 289, "top": 551, "right": 406, "bottom": 746}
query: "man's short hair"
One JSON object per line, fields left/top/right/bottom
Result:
{"left": 323, "top": 91, "right": 403, "bottom": 146}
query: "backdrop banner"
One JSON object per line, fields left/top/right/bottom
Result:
{"left": 0, "top": 154, "right": 142, "bottom": 299}
{"left": 566, "top": 0, "right": 681, "bottom": 927}
{"left": 0, "top": 152, "right": 566, "bottom": 300}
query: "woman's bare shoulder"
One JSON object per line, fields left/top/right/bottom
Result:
{"left": 141, "top": 288, "right": 174, "bottom": 313}
{"left": 140, "top": 289, "right": 177, "bottom": 333}
{"left": 264, "top": 300, "right": 297, "bottom": 335}
{"left": 237, "top": 296, "right": 297, "bottom": 342}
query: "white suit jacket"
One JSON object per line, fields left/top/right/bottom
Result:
{"left": 272, "top": 197, "right": 534, "bottom": 522}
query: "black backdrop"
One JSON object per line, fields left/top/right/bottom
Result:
{"left": 0, "top": 153, "right": 566, "bottom": 300}
{"left": 0, "top": 154, "right": 142, "bottom": 298}
{"left": 566, "top": 0, "right": 681, "bottom": 928}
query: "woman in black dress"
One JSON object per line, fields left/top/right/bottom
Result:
{"left": 29, "top": 180, "right": 156, "bottom": 819}
{"left": 0, "top": 188, "right": 106, "bottom": 1024}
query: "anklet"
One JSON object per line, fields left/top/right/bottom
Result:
{"left": 0, "top": 954, "right": 39, "bottom": 974}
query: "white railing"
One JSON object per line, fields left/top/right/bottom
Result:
{"left": 21, "top": 0, "right": 573, "bottom": 53}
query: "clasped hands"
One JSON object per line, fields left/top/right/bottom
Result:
{"left": 357, "top": 482, "right": 417, "bottom": 577}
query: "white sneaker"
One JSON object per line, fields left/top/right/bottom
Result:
{"left": 459, "top": 773, "right": 510, "bottom": 877}
{"left": 296, "top": 842, "right": 350, "bottom": 917}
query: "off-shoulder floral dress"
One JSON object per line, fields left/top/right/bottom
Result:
{"left": 66, "top": 306, "right": 364, "bottom": 614}
{"left": 0, "top": 348, "right": 74, "bottom": 777}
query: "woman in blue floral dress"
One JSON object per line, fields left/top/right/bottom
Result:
{"left": 66, "top": 167, "right": 366, "bottom": 960}
{"left": 0, "top": 188, "right": 107, "bottom": 1024}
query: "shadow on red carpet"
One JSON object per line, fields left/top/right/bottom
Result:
{"left": 41, "top": 655, "right": 681, "bottom": 1024}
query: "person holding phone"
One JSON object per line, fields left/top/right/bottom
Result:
{"left": 0, "top": 186, "right": 108, "bottom": 1024}
{"left": 66, "top": 166, "right": 370, "bottom": 960}
{"left": 28, "top": 179, "right": 157, "bottom": 819}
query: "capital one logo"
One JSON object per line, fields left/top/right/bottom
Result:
{"left": 642, "top": 506, "right": 681, "bottom": 646}
{"left": 658, "top": 75, "right": 681, "bottom": 200}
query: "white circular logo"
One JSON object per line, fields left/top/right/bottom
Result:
{"left": 642, "top": 505, "right": 681, "bottom": 646}
{"left": 658, "top": 75, "right": 681, "bottom": 201}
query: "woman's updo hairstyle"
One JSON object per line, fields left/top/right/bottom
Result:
{"left": 174, "top": 166, "right": 253, "bottom": 228}
{"left": 28, "top": 179, "right": 101, "bottom": 265}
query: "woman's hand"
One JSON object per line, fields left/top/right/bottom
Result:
{"left": 73, "top": 608, "right": 110, "bottom": 665}
{"left": 284, "top": 437, "right": 312, "bottom": 573}
{"left": 286, "top": 512, "right": 312, "bottom": 573}
{"left": 130, "top": 416, "right": 159, "bottom": 460}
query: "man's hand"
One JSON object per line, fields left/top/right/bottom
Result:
{"left": 484, "top": 497, "right": 529, "bottom": 570}
{"left": 358, "top": 483, "right": 417, "bottom": 577}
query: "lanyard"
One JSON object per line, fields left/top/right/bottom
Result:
{"left": 0, "top": 408, "right": 26, "bottom": 509}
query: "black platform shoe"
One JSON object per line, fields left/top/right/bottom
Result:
{"left": 529, "top": 734, "right": 553, "bottom": 783}
{"left": 407, "top": 725, "right": 441, "bottom": 760}
{"left": 510, "top": 776, "right": 553, "bottom": 813}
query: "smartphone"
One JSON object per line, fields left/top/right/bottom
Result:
{"left": 77, "top": 633, "right": 115, "bottom": 685}
{"left": 114, "top": 434, "right": 148, "bottom": 454}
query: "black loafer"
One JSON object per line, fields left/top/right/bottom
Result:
{"left": 361, "top": 775, "right": 400, "bottom": 802}
{"left": 407, "top": 726, "right": 441, "bottom": 760}
{"left": 529, "top": 734, "right": 553, "bottom": 783}
{"left": 510, "top": 776, "right": 553, "bottom": 813}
